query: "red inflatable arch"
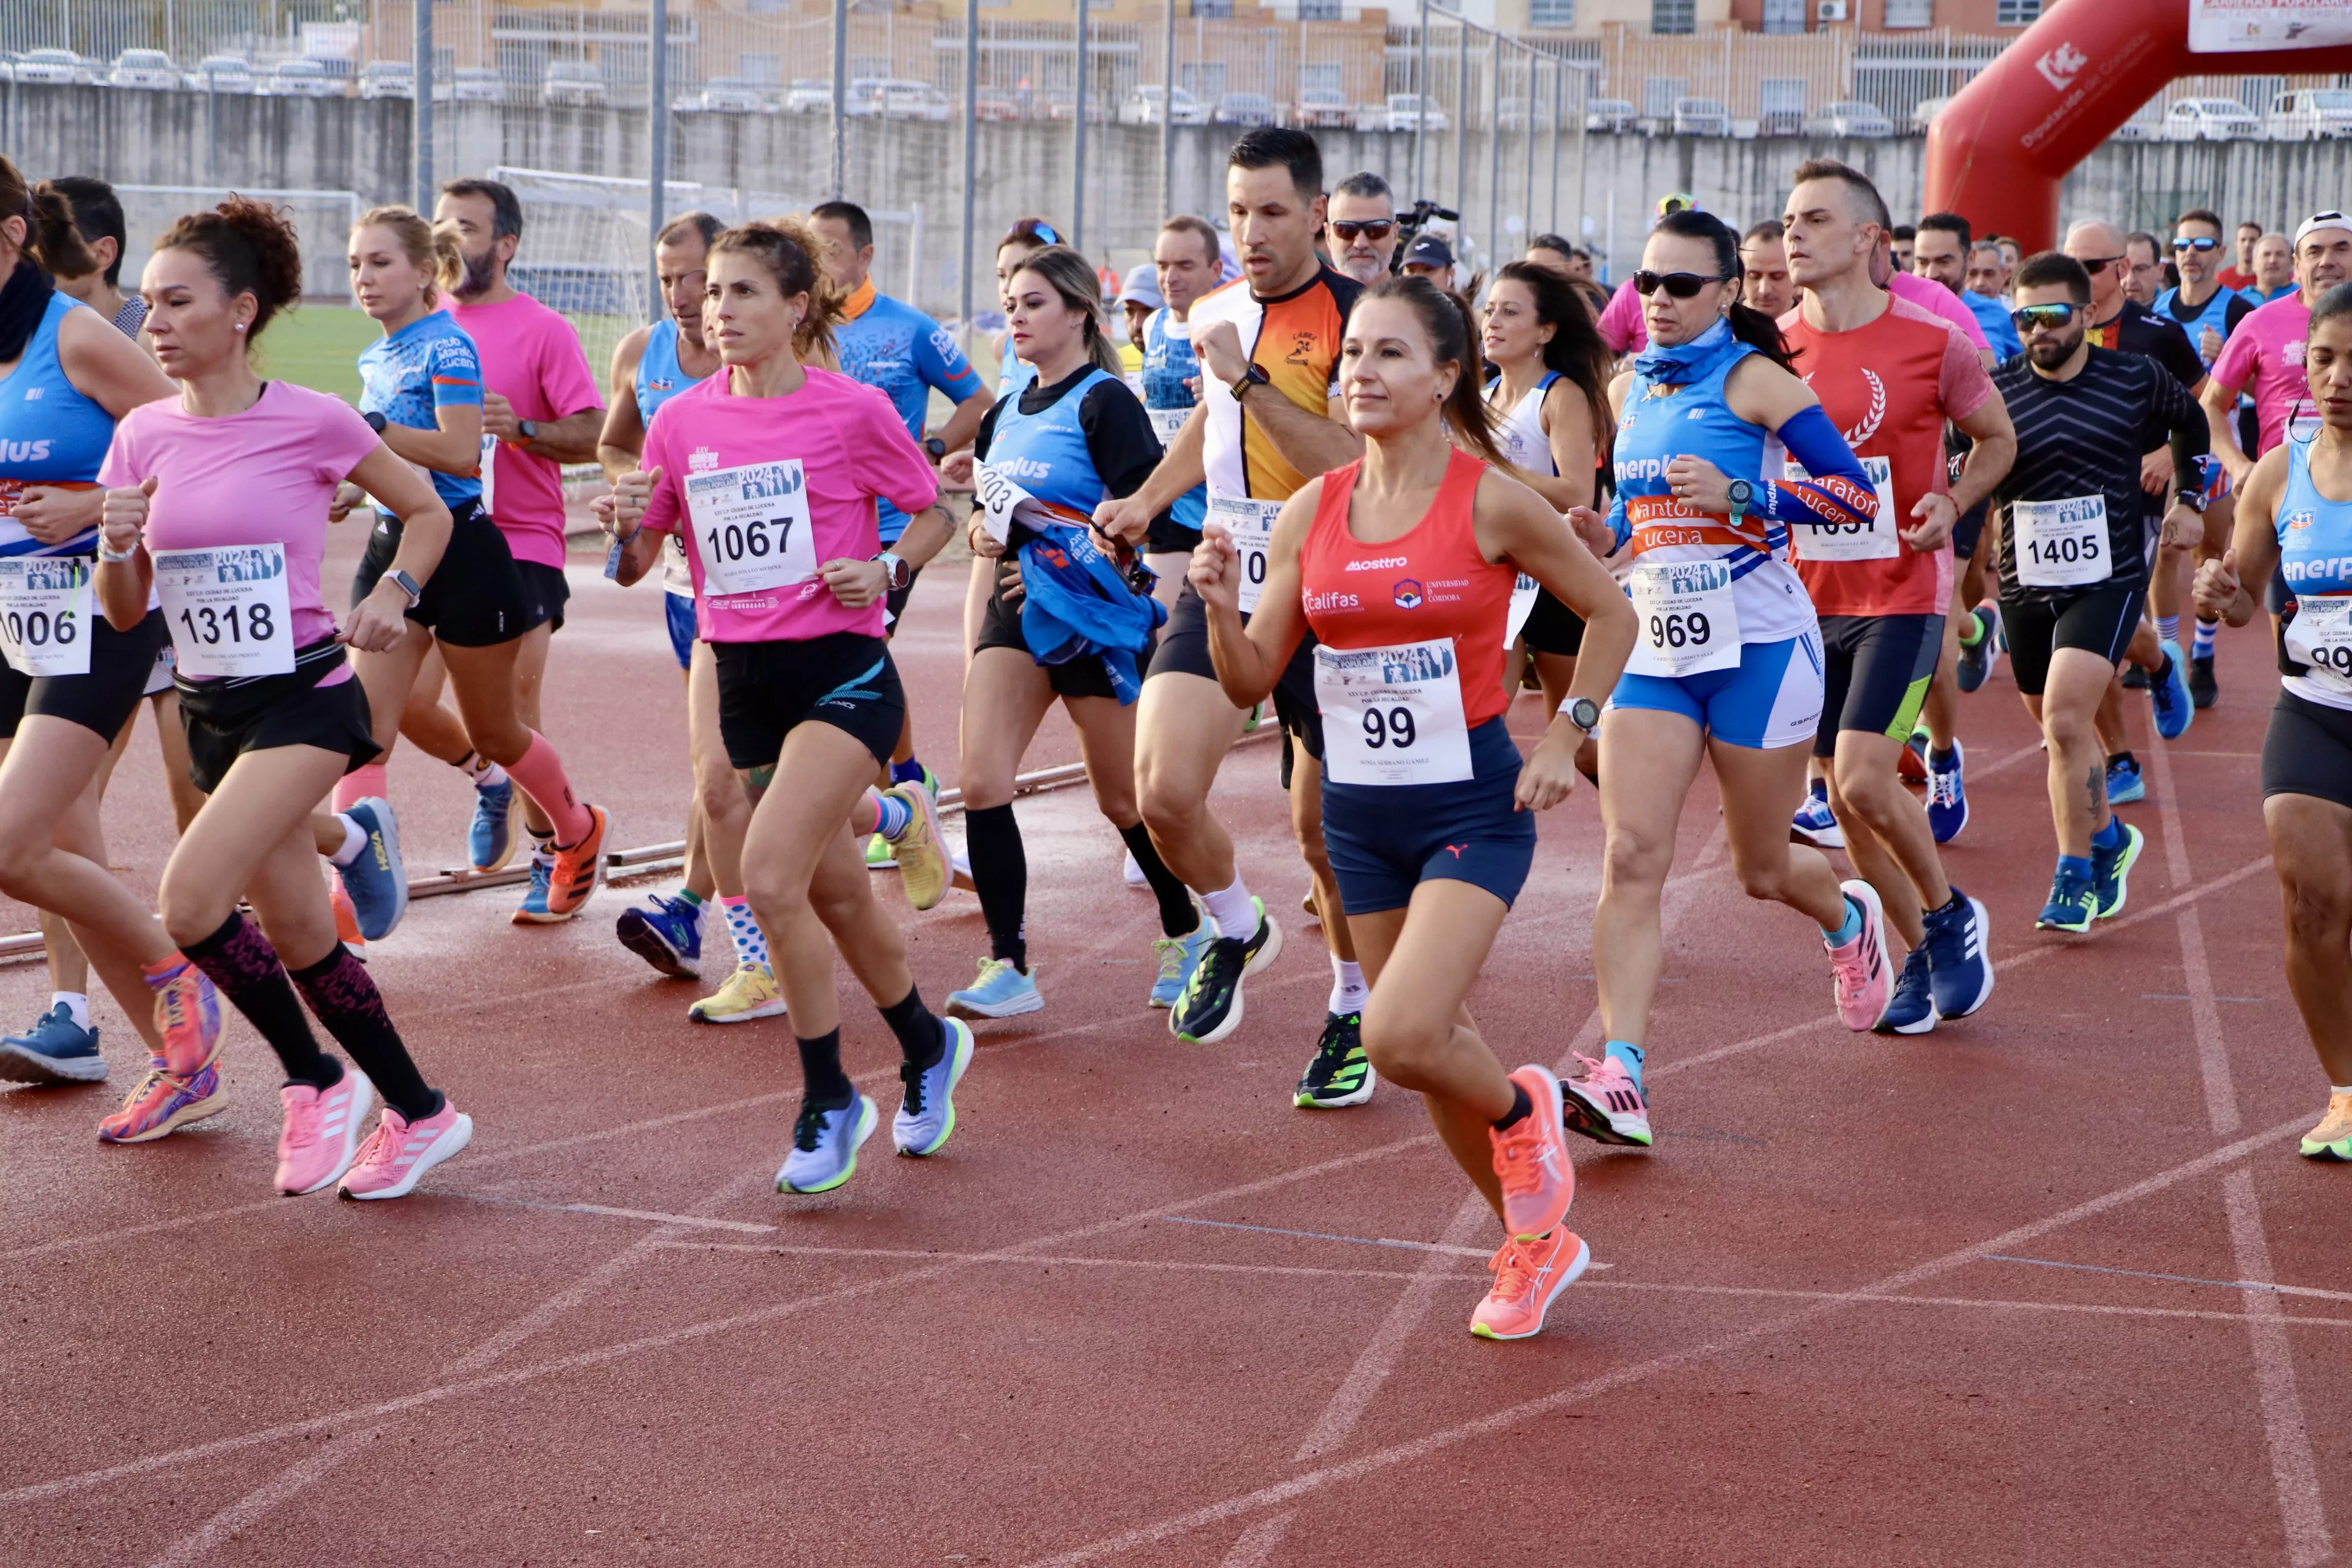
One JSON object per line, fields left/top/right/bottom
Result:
{"left": 1925, "top": 0, "right": 2352, "bottom": 253}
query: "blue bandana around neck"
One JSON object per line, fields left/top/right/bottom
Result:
{"left": 1633, "top": 315, "right": 1741, "bottom": 386}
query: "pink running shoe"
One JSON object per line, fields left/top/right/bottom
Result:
{"left": 337, "top": 1099, "right": 473, "bottom": 1200}
{"left": 1825, "top": 878, "right": 1893, "bottom": 1032}
{"left": 276, "top": 1070, "right": 375, "bottom": 1196}
{"left": 147, "top": 962, "right": 222, "bottom": 1077}
{"left": 1561, "top": 1052, "right": 1653, "bottom": 1148}
{"left": 1488, "top": 1064, "right": 1574, "bottom": 1242}
{"left": 1470, "top": 1227, "right": 1591, "bottom": 1341}
{"left": 98, "top": 1058, "right": 227, "bottom": 1144}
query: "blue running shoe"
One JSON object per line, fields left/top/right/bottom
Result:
{"left": 468, "top": 775, "right": 516, "bottom": 874}
{"left": 0, "top": 1003, "right": 107, "bottom": 1084}
{"left": 946, "top": 956, "right": 1043, "bottom": 1020}
{"left": 335, "top": 798, "right": 407, "bottom": 942}
{"left": 2036, "top": 864, "right": 2098, "bottom": 933}
{"left": 893, "top": 1018, "right": 974, "bottom": 1156}
{"left": 2149, "top": 640, "right": 2194, "bottom": 740}
{"left": 1791, "top": 783, "right": 1844, "bottom": 848}
{"left": 1876, "top": 943, "right": 1936, "bottom": 1035}
{"left": 512, "top": 848, "right": 560, "bottom": 925}
{"left": 777, "top": 1094, "right": 877, "bottom": 1193}
{"left": 1921, "top": 890, "right": 1995, "bottom": 1020}
{"left": 2092, "top": 822, "right": 2145, "bottom": 920}
{"left": 2105, "top": 755, "right": 2145, "bottom": 805}
{"left": 616, "top": 894, "right": 705, "bottom": 979}
{"left": 1956, "top": 606, "right": 1997, "bottom": 694}
{"left": 1150, "top": 925, "right": 1212, "bottom": 1009}
{"left": 1926, "top": 739, "right": 1968, "bottom": 844}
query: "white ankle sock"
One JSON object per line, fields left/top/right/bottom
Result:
{"left": 1199, "top": 876, "right": 1257, "bottom": 941}
{"left": 51, "top": 991, "right": 89, "bottom": 1030}
{"left": 1328, "top": 956, "right": 1367, "bottom": 1017}
{"left": 329, "top": 813, "right": 367, "bottom": 867}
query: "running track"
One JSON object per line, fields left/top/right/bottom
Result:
{"left": 1, "top": 530, "right": 2345, "bottom": 1566}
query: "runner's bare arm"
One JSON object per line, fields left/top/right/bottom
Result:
{"left": 1946, "top": 392, "right": 2016, "bottom": 519}
{"left": 1095, "top": 403, "right": 1205, "bottom": 545}
{"left": 2197, "top": 446, "right": 2286, "bottom": 627}
{"left": 1193, "top": 481, "right": 1317, "bottom": 708}
{"left": 24, "top": 308, "right": 179, "bottom": 544}
{"left": 2200, "top": 371, "right": 2254, "bottom": 485}
{"left": 596, "top": 326, "right": 652, "bottom": 482}
{"left": 378, "top": 398, "right": 482, "bottom": 476}
{"left": 891, "top": 505, "right": 955, "bottom": 572}
{"left": 933, "top": 387, "right": 993, "bottom": 458}
{"left": 592, "top": 466, "right": 666, "bottom": 587}
{"left": 344, "top": 443, "right": 454, "bottom": 652}
{"left": 494, "top": 401, "right": 604, "bottom": 465}
{"left": 94, "top": 478, "right": 155, "bottom": 632}
{"left": 1233, "top": 378, "right": 1362, "bottom": 478}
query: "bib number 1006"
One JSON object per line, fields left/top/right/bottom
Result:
{"left": 177, "top": 600, "right": 274, "bottom": 648}
{"left": 2, "top": 605, "right": 75, "bottom": 651}
{"left": 1360, "top": 703, "right": 1416, "bottom": 750}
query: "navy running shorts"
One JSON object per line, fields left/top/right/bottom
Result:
{"left": 1319, "top": 718, "right": 1536, "bottom": 914}
{"left": 664, "top": 589, "right": 696, "bottom": 672}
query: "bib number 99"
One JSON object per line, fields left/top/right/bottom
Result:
{"left": 2308, "top": 641, "right": 2352, "bottom": 679}
{"left": 178, "top": 602, "right": 275, "bottom": 648}
{"left": 2, "top": 606, "right": 75, "bottom": 650}
{"left": 1648, "top": 609, "right": 1713, "bottom": 651}
{"left": 1360, "top": 703, "right": 1417, "bottom": 750}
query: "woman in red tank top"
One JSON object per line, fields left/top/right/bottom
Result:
{"left": 1190, "top": 276, "right": 1635, "bottom": 1342}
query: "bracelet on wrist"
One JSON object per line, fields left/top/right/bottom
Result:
{"left": 97, "top": 540, "right": 138, "bottom": 565}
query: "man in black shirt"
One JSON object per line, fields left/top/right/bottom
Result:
{"left": 1991, "top": 251, "right": 2207, "bottom": 935}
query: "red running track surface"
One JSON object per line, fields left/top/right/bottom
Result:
{"left": 1, "top": 533, "right": 2346, "bottom": 1566}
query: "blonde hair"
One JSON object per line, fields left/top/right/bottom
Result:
{"left": 352, "top": 204, "right": 463, "bottom": 305}
{"left": 1008, "top": 244, "right": 1122, "bottom": 378}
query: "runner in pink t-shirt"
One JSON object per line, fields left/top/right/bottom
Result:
{"left": 597, "top": 219, "right": 971, "bottom": 1196}
{"left": 1596, "top": 275, "right": 1645, "bottom": 354}
{"left": 2207, "top": 214, "right": 2352, "bottom": 481}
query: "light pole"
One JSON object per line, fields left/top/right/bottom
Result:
{"left": 413, "top": 0, "right": 434, "bottom": 211}
{"left": 1159, "top": 0, "right": 1177, "bottom": 218}
{"left": 1073, "top": 0, "right": 1089, "bottom": 250}
{"left": 962, "top": 0, "right": 979, "bottom": 339}
{"left": 648, "top": 0, "right": 669, "bottom": 318}
{"left": 1413, "top": 0, "right": 1430, "bottom": 201}
{"left": 829, "top": 0, "right": 850, "bottom": 198}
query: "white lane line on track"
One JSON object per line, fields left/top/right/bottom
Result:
{"left": 436, "top": 1191, "right": 778, "bottom": 1234}
{"left": 139, "top": 1425, "right": 390, "bottom": 1568}
{"left": 1215, "top": 1513, "right": 1295, "bottom": 1567}
{"left": 1984, "top": 1253, "right": 2352, "bottom": 1306}
{"left": 1007, "top": 1113, "right": 2313, "bottom": 1568}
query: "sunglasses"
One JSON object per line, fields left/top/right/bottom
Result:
{"left": 2075, "top": 255, "right": 2124, "bottom": 272}
{"left": 1329, "top": 220, "right": 1394, "bottom": 243}
{"left": 2010, "top": 303, "right": 2080, "bottom": 331}
{"left": 2173, "top": 236, "right": 2220, "bottom": 252}
{"left": 1006, "top": 221, "right": 1061, "bottom": 247}
{"left": 1633, "top": 270, "right": 1728, "bottom": 298}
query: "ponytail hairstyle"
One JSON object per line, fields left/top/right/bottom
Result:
{"left": 711, "top": 215, "right": 848, "bottom": 363}
{"left": 353, "top": 204, "right": 463, "bottom": 306}
{"left": 153, "top": 195, "right": 306, "bottom": 346}
{"left": 1494, "top": 259, "right": 1615, "bottom": 461}
{"left": 1007, "top": 243, "right": 1123, "bottom": 378}
{"left": 1355, "top": 275, "right": 1508, "bottom": 468}
{"left": 0, "top": 155, "right": 99, "bottom": 279}
{"left": 1652, "top": 207, "right": 1798, "bottom": 373}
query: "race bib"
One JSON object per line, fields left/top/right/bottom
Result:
{"left": 1626, "top": 559, "right": 1740, "bottom": 677}
{"left": 0, "top": 556, "right": 92, "bottom": 677}
{"left": 1504, "top": 571, "right": 1539, "bottom": 648}
{"left": 1147, "top": 406, "right": 1191, "bottom": 445}
{"left": 1207, "top": 494, "right": 1279, "bottom": 613}
{"left": 682, "top": 460, "right": 816, "bottom": 598}
{"left": 2011, "top": 494, "right": 2109, "bottom": 588}
{"left": 2286, "top": 594, "right": 2352, "bottom": 695}
{"left": 152, "top": 543, "right": 293, "bottom": 679}
{"left": 478, "top": 433, "right": 499, "bottom": 516}
{"left": 1314, "top": 637, "right": 1472, "bottom": 786}
{"left": 1788, "top": 454, "right": 1898, "bottom": 561}
{"left": 972, "top": 460, "right": 1069, "bottom": 548}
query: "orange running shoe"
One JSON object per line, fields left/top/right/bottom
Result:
{"left": 145, "top": 961, "right": 222, "bottom": 1077}
{"left": 331, "top": 881, "right": 367, "bottom": 961}
{"left": 543, "top": 804, "right": 610, "bottom": 919}
{"left": 1488, "top": 1063, "right": 1573, "bottom": 1241}
{"left": 1470, "top": 1227, "right": 1590, "bottom": 1341}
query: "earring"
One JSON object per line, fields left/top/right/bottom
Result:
{"left": 235, "top": 322, "right": 246, "bottom": 332}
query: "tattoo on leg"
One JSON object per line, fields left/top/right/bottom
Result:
{"left": 2085, "top": 765, "right": 2103, "bottom": 814}
{"left": 743, "top": 764, "right": 773, "bottom": 806}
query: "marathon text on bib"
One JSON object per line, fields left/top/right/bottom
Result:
{"left": 0, "top": 556, "right": 91, "bottom": 677}
{"left": 153, "top": 543, "right": 293, "bottom": 679}
{"left": 477, "top": 433, "right": 498, "bottom": 516}
{"left": 1626, "top": 558, "right": 1740, "bottom": 676}
{"left": 1147, "top": 406, "right": 1191, "bottom": 445}
{"left": 684, "top": 459, "right": 817, "bottom": 598}
{"left": 1207, "top": 494, "right": 1280, "bottom": 613}
{"left": 1504, "top": 571, "right": 1539, "bottom": 648}
{"left": 1314, "top": 636, "right": 1473, "bottom": 786}
{"left": 1788, "top": 454, "right": 1898, "bottom": 561}
{"left": 2287, "top": 594, "right": 2352, "bottom": 697}
{"left": 2011, "top": 494, "right": 2108, "bottom": 588}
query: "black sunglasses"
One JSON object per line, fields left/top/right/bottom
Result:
{"left": 1632, "top": 269, "right": 1729, "bottom": 299}
{"left": 2173, "top": 236, "right": 2220, "bottom": 253}
{"left": 2011, "top": 302, "right": 2080, "bottom": 331}
{"left": 2075, "top": 255, "right": 2124, "bottom": 272}
{"left": 1329, "top": 220, "right": 1394, "bottom": 243}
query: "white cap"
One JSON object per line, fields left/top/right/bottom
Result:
{"left": 2295, "top": 210, "right": 2352, "bottom": 248}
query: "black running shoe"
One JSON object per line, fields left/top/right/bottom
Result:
{"left": 2188, "top": 653, "right": 2217, "bottom": 709}
{"left": 1293, "top": 1012, "right": 1373, "bottom": 1108}
{"left": 1169, "top": 897, "right": 1282, "bottom": 1044}
{"left": 2121, "top": 662, "right": 2149, "bottom": 690}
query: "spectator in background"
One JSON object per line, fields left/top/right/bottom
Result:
{"left": 1739, "top": 218, "right": 1795, "bottom": 319}
{"left": 47, "top": 175, "right": 148, "bottom": 338}
{"left": 1890, "top": 222, "right": 1916, "bottom": 273}
{"left": 2220, "top": 220, "right": 2262, "bottom": 290}
{"left": 2124, "top": 230, "right": 2168, "bottom": 308}
{"left": 1994, "top": 234, "right": 2023, "bottom": 279}
{"left": 1967, "top": 239, "right": 2010, "bottom": 302}
{"left": 1916, "top": 211, "right": 2021, "bottom": 360}
{"left": 1399, "top": 231, "right": 1453, "bottom": 285}
{"left": 1528, "top": 234, "right": 1609, "bottom": 320}
{"left": 1326, "top": 171, "right": 1399, "bottom": 284}
{"left": 2254, "top": 232, "right": 2297, "bottom": 300}
{"left": 1118, "top": 263, "right": 1159, "bottom": 374}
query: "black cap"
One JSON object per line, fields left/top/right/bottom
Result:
{"left": 1402, "top": 233, "right": 1454, "bottom": 270}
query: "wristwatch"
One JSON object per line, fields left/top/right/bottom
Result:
{"left": 2175, "top": 486, "right": 2208, "bottom": 513}
{"left": 1566, "top": 696, "right": 1602, "bottom": 734}
{"left": 874, "top": 551, "right": 912, "bottom": 592}
{"left": 923, "top": 436, "right": 948, "bottom": 463}
{"left": 362, "top": 410, "right": 387, "bottom": 434}
{"left": 385, "top": 568, "right": 424, "bottom": 609}
{"left": 515, "top": 419, "right": 539, "bottom": 443}
{"left": 1726, "top": 477, "right": 1755, "bottom": 520}
{"left": 1229, "top": 362, "right": 1270, "bottom": 401}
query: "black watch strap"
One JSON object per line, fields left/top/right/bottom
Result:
{"left": 364, "top": 410, "right": 387, "bottom": 434}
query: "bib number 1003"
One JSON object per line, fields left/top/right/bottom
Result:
{"left": 177, "top": 600, "right": 274, "bottom": 649}
{"left": 1360, "top": 703, "right": 1416, "bottom": 750}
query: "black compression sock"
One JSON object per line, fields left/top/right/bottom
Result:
{"left": 1492, "top": 1082, "right": 1534, "bottom": 1131}
{"left": 288, "top": 946, "right": 438, "bottom": 1121}
{"left": 1928, "top": 745, "right": 1958, "bottom": 770}
{"left": 1118, "top": 821, "right": 1200, "bottom": 938}
{"left": 183, "top": 912, "right": 337, "bottom": 1089}
{"left": 2108, "top": 750, "right": 2137, "bottom": 770}
{"left": 796, "top": 1029, "right": 854, "bottom": 1110}
{"left": 963, "top": 802, "right": 1028, "bottom": 972}
{"left": 879, "top": 985, "right": 945, "bottom": 1072}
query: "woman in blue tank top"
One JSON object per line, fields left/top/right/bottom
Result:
{"left": 1557, "top": 208, "right": 1891, "bottom": 1153}
{"left": 947, "top": 244, "right": 1203, "bottom": 1024}
{"left": 0, "top": 156, "right": 224, "bottom": 1122}
{"left": 2193, "top": 279, "right": 2352, "bottom": 1162}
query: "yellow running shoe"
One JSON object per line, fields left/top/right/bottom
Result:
{"left": 883, "top": 782, "right": 948, "bottom": 912}
{"left": 2300, "top": 1089, "right": 2352, "bottom": 1161}
{"left": 688, "top": 962, "right": 788, "bottom": 1024}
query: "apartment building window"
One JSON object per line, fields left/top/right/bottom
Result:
{"left": 1530, "top": 0, "right": 1576, "bottom": 27}
{"left": 1760, "top": 0, "right": 1805, "bottom": 32}
{"left": 1995, "top": 0, "right": 2040, "bottom": 25}
{"left": 1193, "top": 0, "right": 1232, "bottom": 17}
{"left": 1651, "top": 0, "right": 1696, "bottom": 35}
{"left": 1883, "top": 0, "right": 1933, "bottom": 27}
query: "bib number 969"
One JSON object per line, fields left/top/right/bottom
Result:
{"left": 1360, "top": 703, "right": 1417, "bottom": 750}
{"left": 1648, "top": 608, "right": 1713, "bottom": 651}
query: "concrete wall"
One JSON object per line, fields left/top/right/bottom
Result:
{"left": 10, "top": 80, "right": 2346, "bottom": 314}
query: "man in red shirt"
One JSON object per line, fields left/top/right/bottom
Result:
{"left": 2217, "top": 220, "right": 2263, "bottom": 292}
{"left": 1779, "top": 159, "right": 2015, "bottom": 1033}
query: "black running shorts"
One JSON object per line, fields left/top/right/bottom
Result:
{"left": 713, "top": 632, "right": 904, "bottom": 772}
{"left": 175, "top": 638, "right": 380, "bottom": 795}
{"left": 1149, "top": 584, "right": 1324, "bottom": 760}
{"left": 2262, "top": 687, "right": 2352, "bottom": 812}
{"left": 0, "top": 605, "right": 166, "bottom": 741}
{"left": 1812, "top": 613, "right": 1943, "bottom": 757}
{"left": 353, "top": 501, "right": 550, "bottom": 649}
{"left": 1998, "top": 584, "right": 2142, "bottom": 698}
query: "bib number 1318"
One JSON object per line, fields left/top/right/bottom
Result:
{"left": 152, "top": 543, "right": 295, "bottom": 680}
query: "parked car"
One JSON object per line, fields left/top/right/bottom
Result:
{"left": 186, "top": 54, "right": 256, "bottom": 94}
{"left": 878, "top": 80, "right": 950, "bottom": 120}
{"left": 1038, "top": 89, "right": 1105, "bottom": 123}
{"left": 358, "top": 60, "right": 413, "bottom": 99}
{"left": 541, "top": 58, "right": 608, "bottom": 109}
{"left": 785, "top": 78, "right": 835, "bottom": 113}
{"left": 260, "top": 58, "right": 343, "bottom": 99}
{"left": 450, "top": 66, "right": 505, "bottom": 103}
{"left": 1293, "top": 87, "right": 1354, "bottom": 128}
{"left": 1804, "top": 99, "right": 1893, "bottom": 137}
{"left": 691, "top": 77, "right": 770, "bottom": 113}
{"left": 2162, "top": 97, "right": 2258, "bottom": 142}
{"left": 1672, "top": 96, "right": 1729, "bottom": 136}
{"left": 1910, "top": 94, "right": 1948, "bottom": 134}
{"left": 2267, "top": 88, "right": 2352, "bottom": 141}
{"left": 1212, "top": 92, "right": 1279, "bottom": 128}
{"left": 974, "top": 89, "right": 1025, "bottom": 122}
{"left": 844, "top": 77, "right": 886, "bottom": 117}
{"left": 16, "top": 48, "right": 89, "bottom": 85}
{"left": 109, "top": 49, "right": 178, "bottom": 90}
{"left": 1117, "top": 84, "right": 1208, "bottom": 126}
{"left": 1583, "top": 97, "right": 1636, "bottom": 133}
{"left": 1367, "top": 92, "right": 1446, "bottom": 133}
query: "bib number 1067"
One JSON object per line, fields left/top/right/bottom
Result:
{"left": 702, "top": 517, "right": 790, "bottom": 567}
{"left": 1360, "top": 703, "right": 1416, "bottom": 750}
